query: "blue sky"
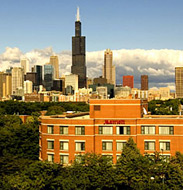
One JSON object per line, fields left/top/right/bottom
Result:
{"left": 0, "top": 0, "right": 183, "bottom": 53}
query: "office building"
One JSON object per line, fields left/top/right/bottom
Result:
{"left": 34, "top": 65, "right": 43, "bottom": 86}
{"left": 103, "top": 49, "right": 116, "bottom": 85}
{"left": 141, "top": 75, "right": 148, "bottom": 90}
{"left": 123, "top": 75, "right": 134, "bottom": 88}
{"left": 12, "top": 67, "right": 24, "bottom": 95}
{"left": 49, "top": 56, "right": 59, "bottom": 79}
{"left": 71, "top": 7, "right": 86, "bottom": 88}
{"left": 25, "top": 72, "right": 37, "bottom": 87}
{"left": 40, "top": 99, "right": 183, "bottom": 164}
{"left": 21, "top": 59, "right": 29, "bottom": 75}
{"left": 175, "top": 67, "right": 183, "bottom": 98}
{"left": 44, "top": 65, "right": 54, "bottom": 91}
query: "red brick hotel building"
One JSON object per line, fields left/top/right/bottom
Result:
{"left": 39, "top": 99, "right": 183, "bottom": 164}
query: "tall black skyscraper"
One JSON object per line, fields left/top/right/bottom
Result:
{"left": 71, "top": 7, "right": 86, "bottom": 88}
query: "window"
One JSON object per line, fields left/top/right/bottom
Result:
{"left": 47, "top": 154, "right": 54, "bottom": 162}
{"left": 60, "top": 141, "right": 69, "bottom": 151}
{"left": 47, "top": 140, "right": 54, "bottom": 149}
{"left": 75, "top": 126, "right": 85, "bottom": 135}
{"left": 144, "top": 141, "right": 155, "bottom": 150}
{"left": 102, "top": 141, "right": 113, "bottom": 151}
{"left": 60, "top": 155, "right": 69, "bottom": 164}
{"left": 141, "top": 126, "right": 155, "bottom": 134}
{"left": 160, "top": 142, "right": 170, "bottom": 151}
{"left": 99, "top": 126, "right": 113, "bottom": 135}
{"left": 75, "top": 142, "right": 85, "bottom": 151}
{"left": 60, "top": 126, "right": 68, "bottom": 135}
{"left": 116, "top": 126, "right": 130, "bottom": 135}
{"left": 159, "top": 126, "right": 174, "bottom": 135}
{"left": 47, "top": 125, "right": 54, "bottom": 134}
{"left": 116, "top": 142, "right": 126, "bottom": 151}
{"left": 94, "top": 105, "right": 100, "bottom": 111}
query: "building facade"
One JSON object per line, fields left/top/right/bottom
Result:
{"left": 175, "top": 67, "right": 183, "bottom": 98}
{"left": 103, "top": 49, "right": 116, "bottom": 85}
{"left": 123, "top": 75, "right": 134, "bottom": 88}
{"left": 71, "top": 7, "right": 86, "bottom": 88}
{"left": 34, "top": 65, "right": 43, "bottom": 86}
{"left": 141, "top": 75, "right": 148, "bottom": 90}
{"left": 39, "top": 99, "right": 183, "bottom": 164}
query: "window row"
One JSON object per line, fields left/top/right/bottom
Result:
{"left": 47, "top": 141, "right": 127, "bottom": 151}
{"left": 47, "top": 153, "right": 171, "bottom": 164}
{"left": 145, "top": 141, "right": 170, "bottom": 151}
{"left": 48, "top": 140, "right": 171, "bottom": 152}
{"left": 47, "top": 125, "right": 174, "bottom": 135}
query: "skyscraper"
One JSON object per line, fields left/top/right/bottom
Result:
{"left": 71, "top": 7, "right": 86, "bottom": 88}
{"left": 123, "top": 75, "right": 134, "bottom": 88}
{"left": 44, "top": 64, "right": 54, "bottom": 91}
{"left": 12, "top": 67, "right": 24, "bottom": 95}
{"left": 175, "top": 67, "right": 183, "bottom": 98}
{"left": 34, "top": 65, "right": 43, "bottom": 86}
{"left": 141, "top": 75, "right": 148, "bottom": 90}
{"left": 49, "top": 56, "right": 59, "bottom": 79}
{"left": 103, "top": 49, "right": 116, "bottom": 85}
{"left": 21, "top": 59, "right": 29, "bottom": 75}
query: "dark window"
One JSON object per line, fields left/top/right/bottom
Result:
{"left": 94, "top": 105, "right": 100, "bottom": 111}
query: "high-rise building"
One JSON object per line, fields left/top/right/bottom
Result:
{"left": 141, "top": 75, "right": 148, "bottom": 90}
{"left": 123, "top": 75, "right": 134, "bottom": 88}
{"left": 49, "top": 56, "right": 59, "bottom": 79}
{"left": 21, "top": 59, "right": 29, "bottom": 75}
{"left": 175, "top": 67, "right": 183, "bottom": 98}
{"left": 34, "top": 65, "right": 43, "bottom": 85}
{"left": 71, "top": 7, "right": 86, "bottom": 88}
{"left": 24, "top": 80, "right": 33, "bottom": 94}
{"left": 44, "top": 65, "right": 54, "bottom": 91}
{"left": 12, "top": 67, "right": 24, "bottom": 95}
{"left": 103, "top": 49, "right": 116, "bottom": 85}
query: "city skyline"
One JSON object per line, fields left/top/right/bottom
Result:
{"left": 0, "top": 1, "right": 183, "bottom": 89}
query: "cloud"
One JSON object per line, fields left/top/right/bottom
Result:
{"left": 0, "top": 47, "right": 181, "bottom": 91}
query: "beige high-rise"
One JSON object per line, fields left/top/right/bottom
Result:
{"left": 0, "top": 72, "right": 12, "bottom": 98}
{"left": 12, "top": 67, "right": 24, "bottom": 95}
{"left": 21, "top": 59, "right": 29, "bottom": 75}
{"left": 103, "top": 49, "right": 116, "bottom": 85}
{"left": 49, "top": 56, "right": 59, "bottom": 79}
{"left": 175, "top": 67, "right": 183, "bottom": 98}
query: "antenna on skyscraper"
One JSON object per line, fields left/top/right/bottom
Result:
{"left": 76, "top": 6, "right": 80, "bottom": 21}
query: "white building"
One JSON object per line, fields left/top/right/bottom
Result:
{"left": 65, "top": 74, "right": 78, "bottom": 92}
{"left": 21, "top": 59, "right": 29, "bottom": 75}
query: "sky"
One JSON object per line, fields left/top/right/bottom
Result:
{"left": 0, "top": 0, "right": 183, "bottom": 90}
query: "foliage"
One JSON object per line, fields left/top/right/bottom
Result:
{"left": 148, "top": 99, "right": 180, "bottom": 115}
{"left": 45, "top": 106, "right": 65, "bottom": 115}
{"left": 0, "top": 101, "right": 89, "bottom": 115}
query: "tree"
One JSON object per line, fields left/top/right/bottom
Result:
{"left": 45, "top": 106, "right": 65, "bottom": 115}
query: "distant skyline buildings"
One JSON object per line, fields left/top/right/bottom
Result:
{"left": 141, "top": 75, "right": 148, "bottom": 90}
{"left": 0, "top": 3, "right": 180, "bottom": 91}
